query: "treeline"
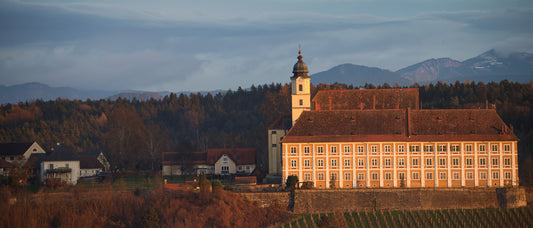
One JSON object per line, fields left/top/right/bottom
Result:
{"left": 0, "top": 80, "right": 532, "bottom": 184}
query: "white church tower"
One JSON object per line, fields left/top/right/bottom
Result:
{"left": 291, "top": 50, "right": 311, "bottom": 124}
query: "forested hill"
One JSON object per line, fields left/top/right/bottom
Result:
{"left": 1, "top": 80, "right": 532, "bottom": 184}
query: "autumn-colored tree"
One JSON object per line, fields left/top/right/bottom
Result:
{"left": 104, "top": 104, "right": 145, "bottom": 171}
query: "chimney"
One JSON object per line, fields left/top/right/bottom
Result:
{"left": 406, "top": 108, "right": 411, "bottom": 137}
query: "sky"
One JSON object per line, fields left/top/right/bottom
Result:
{"left": 1, "top": 0, "right": 533, "bottom": 92}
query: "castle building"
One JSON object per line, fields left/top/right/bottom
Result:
{"left": 280, "top": 51, "right": 519, "bottom": 188}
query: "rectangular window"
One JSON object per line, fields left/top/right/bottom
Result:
{"left": 479, "top": 144, "right": 486, "bottom": 152}
{"left": 223, "top": 157, "right": 228, "bottom": 164}
{"left": 504, "top": 144, "right": 510, "bottom": 152}
{"left": 317, "top": 173, "right": 324, "bottom": 180}
{"left": 439, "top": 172, "right": 447, "bottom": 180}
{"left": 317, "top": 146, "right": 324, "bottom": 154}
{"left": 439, "top": 158, "right": 446, "bottom": 166}
{"left": 330, "top": 173, "right": 337, "bottom": 180}
{"left": 505, "top": 172, "right": 511, "bottom": 180}
{"left": 291, "top": 160, "right": 297, "bottom": 168}
{"left": 317, "top": 159, "right": 324, "bottom": 167}
{"left": 492, "top": 158, "right": 498, "bottom": 166}
{"left": 371, "top": 173, "right": 379, "bottom": 180}
{"left": 426, "top": 158, "right": 432, "bottom": 166}
{"left": 480, "top": 172, "right": 487, "bottom": 180}
{"left": 304, "top": 173, "right": 311, "bottom": 181}
{"left": 385, "top": 172, "right": 392, "bottom": 180}
{"left": 358, "top": 173, "right": 365, "bottom": 180}
{"left": 398, "top": 158, "right": 405, "bottom": 166}
{"left": 479, "top": 158, "right": 486, "bottom": 166}
{"left": 492, "top": 172, "right": 499, "bottom": 179}
{"left": 357, "top": 146, "right": 364, "bottom": 153}
{"left": 384, "top": 158, "right": 391, "bottom": 166}
{"left": 438, "top": 145, "right": 447, "bottom": 152}
{"left": 222, "top": 166, "right": 229, "bottom": 172}
{"left": 504, "top": 158, "right": 511, "bottom": 166}
{"left": 492, "top": 144, "right": 498, "bottom": 152}
{"left": 412, "top": 172, "right": 419, "bottom": 180}
{"left": 409, "top": 145, "right": 420, "bottom": 152}
{"left": 344, "top": 173, "right": 351, "bottom": 180}
{"left": 330, "top": 146, "right": 337, "bottom": 154}
{"left": 371, "top": 158, "right": 378, "bottom": 166}
{"left": 466, "top": 158, "right": 473, "bottom": 166}
{"left": 452, "top": 158, "right": 460, "bottom": 166}
{"left": 304, "top": 159, "right": 310, "bottom": 167}
{"left": 290, "top": 147, "right": 296, "bottom": 154}
{"left": 466, "top": 172, "right": 473, "bottom": 180}
{"left": 344, "top": 146, "right": 351, "bottom": 153}
{"left": 358, "top": 159, "right": 364, "bottom": 167}
{"left": 453, "top": 172, "right": 460, "bottom": 180}
{"left": 272, "top": 144, "right": 277, "bottom": 147}
{"left": 426, "top": 172, "right": 433, "bottom": 180}
{"left": 424, "top": 145, "right": 433, "bottom": 152}
{"left": 384, "top": 145, "right": 391, "bottom": 152}
{"left": 398, "top": 145, "right": 405, "bottom": 152}
{"left": 304, "top": 146, "right": 310, "bottom": 154}
{"left": 412, "top": 158, "right": 419, "bottom": 166}
{"left": 398, "top": 172, "right": 405, "bottom": 180}
{"left": 371, "top": 145, "right": 377, "bottom": 153}
{"left": 344, "top": 159, "right": 351, "bottom": 167}
{"left": 465, "top": 144, "right": 473, "bottom": 152}
{"left": 299, "top": 99, "right": 303, "bottom": 106}
{"left": 451, "top": 145, "right": 460, "bottom": 152}
{"left": 298, "top": 84, "right": 303, "bottom": 91}
{"left": 331, "top": 159, "right": 337, "bottom": 167}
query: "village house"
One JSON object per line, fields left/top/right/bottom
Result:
{"left": 0, "top": 142, "right": 46, "bottom": 164}
{"left": 41, "top": 148, "right": 80, "bottom": 185}
{"left": 78, "top": 152, "right": 110, "bottom": 177}
{"left": 162, "top": 148, "right": 256, "bottom": 176}
{"left": 276, "top": 51, "right": 519, "bottom": 189}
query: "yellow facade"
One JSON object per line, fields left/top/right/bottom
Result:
{"left": 283, "top": 141, "right": 518, "bottom": 188}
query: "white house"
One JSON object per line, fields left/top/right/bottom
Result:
{"left": 41, "top": 148, "right": 80, "bottom": 185}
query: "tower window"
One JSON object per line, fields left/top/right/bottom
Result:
{"left": 299, "top": 99, "right": 303, "bottom": 105}
{"left": 298, "top": 84, "right": 303, "bottom": 91}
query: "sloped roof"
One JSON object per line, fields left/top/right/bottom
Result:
{"left": 282, "top": 109, "right": 518, "bottom": 143}
{"left": 162, "top": 152, "right": 206, "bottom": 166}
{"left": 312, "top": 88, "right": 419, "bottom": 111}
{"left": 0, "top": 143, "right": 33, "bottom": 156}
{"left": 206, "top": 148, "right": 255, "bottom": 165}
{"left": 78, "top": 155, "right": 104, "bottom": 169}
{"left": 268, "top": 114, "right": 292, "bottom": 130}
{"left": 43, "top": 148, "right": 78, "bottom": 161}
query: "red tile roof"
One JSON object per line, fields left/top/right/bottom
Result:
{"left": 206, "top": 148, "right": 255, "bottom": 165}
{"left": 312, "top": 88, "right": 419, "bottom": 111}
{"left": 282, "top": 109, "right": 518, "bottom": 143}
{"left": 162, "top": 152, "right": 206, "bottom": 166}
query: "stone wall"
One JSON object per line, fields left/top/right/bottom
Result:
{"left": 241, "top": 188, "right": 528, "bottom": 214}
{"left": 240, "top": 192, "right": 290, "bottom": 208}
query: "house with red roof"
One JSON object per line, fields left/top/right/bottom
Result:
{"left": 162, "top": 148, "right": 256, "bottom": 176}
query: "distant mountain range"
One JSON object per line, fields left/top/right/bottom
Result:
{"left": 2, "top": 49, "right": 532, "bottom": 104}
{"left": 312, "top": 49, "right": 533, "bottom": 86}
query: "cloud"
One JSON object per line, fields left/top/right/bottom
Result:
{"left": 1, "top": 0, "right": 533, "bottom": 91}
